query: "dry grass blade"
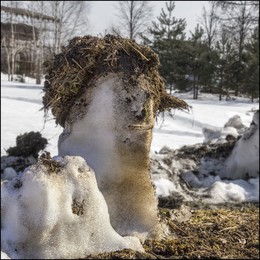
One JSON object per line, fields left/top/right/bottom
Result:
{"left": 42, "top": 34, "right": 190, "bottom": 127}
{"left": 81, "top": 203, "right": 259, "bottom": 259}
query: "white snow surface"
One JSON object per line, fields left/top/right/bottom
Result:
{"left": 1, "top": 75, "right": 259, "bottom": 259}
{"left": 1, "top": 156, "right": 144, "bottom": 259}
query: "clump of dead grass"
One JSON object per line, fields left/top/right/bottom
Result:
{"left": 38, "top": 152, "right": 62, "bottom": 174}
{"left": 43, "top": 34, "right": 189, "bottom": 127}
{"left": 83, "top": 203, "right": 259, "bottom": 259}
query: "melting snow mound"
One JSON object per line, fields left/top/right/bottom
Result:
{"left": 224, "top": 110, "right": 259, "bottom": 179}
{"left": 1, "top": 156, "right": 143, "bottom": 259}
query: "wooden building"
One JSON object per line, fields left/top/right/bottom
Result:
{"left": 1, "top": 5, "right": 57, "bottom": 79}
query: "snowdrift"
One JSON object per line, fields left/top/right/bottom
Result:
{"left": 1, "top": 156, "right": 143, "bottom": 259}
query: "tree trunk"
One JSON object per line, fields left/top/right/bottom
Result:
{"left": 219, "top": 68, "right": 223, "bottom": 101}
{"left": 129, "top": 1, "right": 134, "bottom": 39}
{"left": 193, "top": 75, "right": 196, "bottom": 99}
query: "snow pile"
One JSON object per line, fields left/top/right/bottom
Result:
{"left": 224, "top": 110, "right": 259, "bottom": 179}
{"left": 207, "top": 178, "right": 259, "bottom": 203}
{"left": 202, "top": 114, "right": 249, "bottom": 144}
{"left": 224, "top": 114, "right": 247, "bottom": 134}
{"left": 1, "top": 156, "right": 143, "bottom": 259}
{"left": 151, "top": 110, "right": 259, "bottom": 204}
{"left": 202, "top": 126, "right": 238, "bottom": 143}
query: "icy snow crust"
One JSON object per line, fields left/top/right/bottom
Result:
{"left": 151, "top": 110, "right": 259, "bottom": 203}
{"left": 1, "top": 156, "right": 144, "bottom": 259}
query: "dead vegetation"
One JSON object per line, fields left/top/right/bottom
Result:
{"left": 38, "top": 152, "right": 62, "bottom": 174}
{"left": 84, "top": 202, "right": 259, "bottom": 259}
{"left": 6, "top": 131, "right": 48, "bottom": 158}
{"left": 43, "top": 34, "right": 189, "bottom": 127}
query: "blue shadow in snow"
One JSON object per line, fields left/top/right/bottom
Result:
{"left": 1, "top": 84, "right": 43, "bottom": 90}
{"left": 1, "top": 96, "right": 42, "bottom": 105}
{"left": 153, "top": 128, "right": 203, "bottom": 137}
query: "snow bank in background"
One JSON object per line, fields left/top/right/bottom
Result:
{"left": 224, "top": 114, "right": 247, "bottom": 134}
{"left": 0, "top": 72, "right": 45, "bottom": 85}
{"left": 1, "top": 156, "right": 143, "bottom": 259}
{"left": 202, "top": 126, "right": 238, "bottom": 143}
{"left": 152, "top": 110, "right": 259, "bottom": 204}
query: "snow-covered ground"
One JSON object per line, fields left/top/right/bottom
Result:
{"left": 1, "top": 73, "right": 257, "bottom": 157}
{"left": 1, "top": 74, "right": 259, "bottom": 259}
{"left": 1, "top": 74, "right": 259, "bottom": 196}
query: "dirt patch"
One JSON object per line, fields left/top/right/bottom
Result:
{"left": 83, "top": 203, "right": 259, "bottom": 259}
{"left": 43, "top": 34, "right": 189, "bottom": 127}
{"left": 6, "top": 131, "right": 48, "bottom": 158}
{"left": 158, "top": 138, "right": 238, "bottom": 166}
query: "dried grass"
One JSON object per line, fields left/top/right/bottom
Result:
{"left": 42, "top": 35, "right": 189, "bottom": 127}
{"left": 84, "top": 203, "right": 259, "bottom": 259}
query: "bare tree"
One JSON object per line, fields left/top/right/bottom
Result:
{"left": 1, "top": 1, "right": 26, "bottom": 81}
{"left": 214, "top": 1, "right": 258, "bottom": 95}
{"left": 107, "top": 24, "right": 122, "bottom": 37}
{"left": 47, "top": 1, "right": 91, "bottom": 53}
{"left": 214, "top": 1, "right": 259, "bottom": 23}
{"left": 198, "top": 2, "right": 219, "bottom": 92}
{"left": 25, "top": 1, "right": 91, "bottom": 53}
{"left": 115, "top": 1, "right": 154, "bottom": 40}
{"left": 200, "top": 3, "right": 218, "bottom": 50}
{"left": 22, "top": 1, "right": 46, "bottom": 84}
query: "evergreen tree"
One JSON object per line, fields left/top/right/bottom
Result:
{"left": 200, "top": 3, "right": 219, "bottom": 93}
{"left": 188, "top": 24, "right": 206, "bottom": 99}
{"left": 214, "top": 1, "right": 258, "bottom": 96}
{"left": 215, "top": 27, "right": 236, "bottom": 100}
{"left": 243, "top": 26, "right": 259, "bottom": 101}
{"left": 187, "top": 24, "right": 218, "bottom": 99}
{"left": 143, "top": 1, "right": 190, "bottom": 93}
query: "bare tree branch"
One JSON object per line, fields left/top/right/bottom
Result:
{"left": 114, "top": 1, "right": 154, "bottom": 40}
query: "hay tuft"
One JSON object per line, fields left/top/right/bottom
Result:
{"left": 42, "top": 34, "right": 189, "bottom": 127}
{"left": 83, "top": 203, "right": 259, "bottom": 259}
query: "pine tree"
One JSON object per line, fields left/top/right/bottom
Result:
{"left": 243, "top": 26, "right": 259, "bottom": 101}
{"left": 144, "top": 1, "right": 190, "bottom": 93}
{"left": 215, "top": 27, "right": 236, "bottom": 100}
{"left": 214, "top": 1, "right": 258, "bottom": 96}
{"left": 188, "top": 24, "right": 205, "bottom": 99}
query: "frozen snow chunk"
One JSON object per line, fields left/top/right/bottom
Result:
{"left": 207, "top": 178, "right": 259, "bottom": 203}
{"left": 2, "top": 167, "right": 17, "bottom": 180}
{"left": 153, "top": 178, "right": 175, "bottom": 197}
{"left": 202, "top": 126, "right": 238, "bottom": 143}
{"left": 1, "top": 156, "right": 144, "bottom": 259}
{"left": 224, "top": 115, "right": 247, "bottom": 134}
{"left": 224, "top": 110, "right": 259, "bottom": 179}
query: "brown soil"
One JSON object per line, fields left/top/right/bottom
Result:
{"left": 84, "top": 202, "right": 259, "bottom": 259}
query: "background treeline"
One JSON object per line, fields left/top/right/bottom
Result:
{"left": 139, "top": 1, "right": 259, "bottom": 101}
{"left": 1, "top": 1, "right": 259, "bottom": 101}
